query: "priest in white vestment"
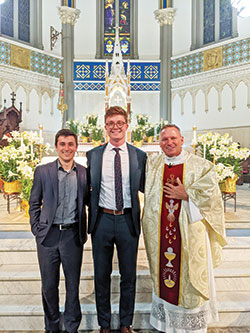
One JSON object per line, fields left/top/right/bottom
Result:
{"left": 142, "top": 124, "right": 227, "bottom": 333}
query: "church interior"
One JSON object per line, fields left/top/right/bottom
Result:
{"left": 0, "top": 0, "right": 250, "bottom": 332}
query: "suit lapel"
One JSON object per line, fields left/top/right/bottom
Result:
{"left": 48, "top": 160, "right": 58, "bottom": 201}
{"left": 127, "top": 143, "right": 138, "bottom": 195}
{"left": 91, "top": 144, "right": 107, "bottom": 192}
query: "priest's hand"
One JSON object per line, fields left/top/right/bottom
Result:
{"left": 163, "top": 177, "right": 188, "bottom": 201}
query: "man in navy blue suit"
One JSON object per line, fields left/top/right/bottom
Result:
{"left": 87, "top": 106, "right": 146, "bottom": 333}
{"left": 29, "top": 129, "right": 88, "bottom": 333}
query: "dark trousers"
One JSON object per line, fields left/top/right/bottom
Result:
{"left": 91, "top": 212, "right": 139, "bottom": 328}
{"left": 36, "top": 225, "right": 83, "bottom": 333}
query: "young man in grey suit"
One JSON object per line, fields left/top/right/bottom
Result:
{"left": 86, "top": 106, "right": 147, "bottom": 333}
{"left": 29, "top": 129, "right": 88, "bottom": 333}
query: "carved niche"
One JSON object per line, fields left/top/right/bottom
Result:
{"left": 0, "top": 92, "right": 22, "bottom": 146}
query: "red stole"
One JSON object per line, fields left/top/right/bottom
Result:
{"left": 159, "top": 163, "right": 184, "bottom": 305}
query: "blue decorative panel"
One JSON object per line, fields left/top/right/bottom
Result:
{"left": 171, "top": 53, "right": 203, "bottom": 79}
{"left": 18, "top": 0, "right": 30, "bottom": 43}
{"left": 1, "top": 0, "right": 14, "bottom": 38}
{"left": 74, "top": 61, "right": 160, "bottom": 91}
{"left": 219, "top": 0, "right": 232, "bottom": 40}
{"left": 0, "top": 41, "right": 10, "bottom": 65}
{"left": 171, "top": 37, "right": 250, "bottom": 79}
{"left": 30, "top": 52, "right": 62, "bottom": 78}
{"left": 223, "top": 39, "right": 250, "bottom": 67}
{"left": 203, "top": 0, "right": 215, "bottom": 45}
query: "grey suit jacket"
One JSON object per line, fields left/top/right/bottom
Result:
{"left": 86, "top": 142, "right": 146, "bottom": 236}
{"left": 29, "top": 160, "right": 88, "bottom": 245}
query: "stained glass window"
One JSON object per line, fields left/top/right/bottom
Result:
{"left": 1, "top": 0, "right": 14, "bottom": 38}
{"left": 119, "top": 0, "right": 130, "bottom": 55}
{"left": 203, "top": 0, "right": 215, "bottom": 45}
{"left": 104, "top": 0, "right": 131, "bottom": 56}
{"left": 18, "top": 0, "right": 30, "bottom": 42}
{"left": 219, "top": 0, "right": 232, "bottom": 40}
{"left": 104, "top": 0, "right": 116, "bottom": 55}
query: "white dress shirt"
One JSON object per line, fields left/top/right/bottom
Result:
{"left": 99, "top": 142, "right": 132, "bottom": 210}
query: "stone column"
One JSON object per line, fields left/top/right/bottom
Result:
{"left": 58, "top": 6, "right": 80, "bottom": 124}
{"left": 154, "top": 5, "right": 176, "bottom": 122}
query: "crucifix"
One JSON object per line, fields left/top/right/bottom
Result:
{"left": 11, "top": 92, "right": 16, "bottom": 106}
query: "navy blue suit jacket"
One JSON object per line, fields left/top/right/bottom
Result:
{"left": 29, "top": 160, "right": 88, "bottom": 245}
{"left": 86, "top": 143, "right": 146, "bottom": 236}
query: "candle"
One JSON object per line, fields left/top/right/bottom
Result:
{"left": 192, "top": 125, "right": 197, "bottom": 144}
{"left": 21, "top": 135, "right": 24, "bottom": 147}
{"left": 203, "top": 144, "right": 206, "bottom": 159}
{"left": 30, "top": 144, "right": 33, "bottom": 156}
{"left": 39, "top": 125, "right": 43, "bottom": 138}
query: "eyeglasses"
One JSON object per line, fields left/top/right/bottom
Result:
{"left": 106, "top": 121, "right": 126, "bottom": 128}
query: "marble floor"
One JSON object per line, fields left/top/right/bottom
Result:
{"left": 0, "top": 185, "right": 250, "bottom": 333}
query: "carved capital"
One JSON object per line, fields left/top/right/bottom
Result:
{"left": 154, "top": 8, "right": 176, "bottom": 26}
{"left": 58, "top": 6, "right": 80, "bottom": 25}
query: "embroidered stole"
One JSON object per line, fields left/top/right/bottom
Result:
{"left": 159, "top": 163, "right": 184, "bottom": 305}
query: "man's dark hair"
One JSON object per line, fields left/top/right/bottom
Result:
{"left": 105, "top": 106, "right": 128, "bottom": 123}
{"left": 160, "top": 124, "right": 182, "bottom": 135}
{"left": 55, "top": 128, "right": 78, "bottom": 146}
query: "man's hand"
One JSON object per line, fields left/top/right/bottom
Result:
{"left": 163, "top": 177, "right": 188, "bottom": 201}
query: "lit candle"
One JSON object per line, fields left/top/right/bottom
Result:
{"left": 192, "top": 125, "right": 197, "bottom": 144}
{"left": 203, "top": 144, "right": 206, "bottom": 159}
{"left": 39, "top": 125, "right": 43, "bottom": 138}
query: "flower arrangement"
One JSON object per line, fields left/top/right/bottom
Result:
{"left": 79, "top": 123, "right": 90, "bottom": 138}
{"left": 196, "top": 132, "right": 250, "bottom": 182}
{"left": 65, "top": 120, "right": 80, "bottom": 135}
{"left": 86, "top": 114, "right": 98, "bottom": 126}
{"left": 0, "top": 130, "right": 50, "bottom": 200}
{"left": 145, "top": 124, "right": 155, "bottom": 138}
{"left": 136, "top": 114, "right": 149, "bottom": 126}
{"left": 131, "top": 125, "right": 145, "bottom": 142}
{"left": 156, "top": 119, "right": 169, "bottom": 135}
{"left": 90, "top": 126, "right": 104, "bottom": 142}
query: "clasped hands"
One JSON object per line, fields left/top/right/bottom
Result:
{"left": 163, "top": 177, "right": 188, "bottom": 201}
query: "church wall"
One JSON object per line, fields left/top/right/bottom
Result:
{"left": 172, "top": 81, "right": 250, "bottom": 147}
{"left": 172, "top": 0, "right": 192, "bottom": 56}
{"left": 42, "top": 0, "right": 61, "bottom": 57}
{"left": 138, "top": 0, "right": 159, "bottom": 59}
{"left": 130, "top": 92, "right": 160, "bottom": 125}
{"left": 238, "top": 17, "right": 250, "bottom": 39}
{"left": 74, "top": 1, "right": 96, "bottom": 59}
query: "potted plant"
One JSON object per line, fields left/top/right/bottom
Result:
{"left": 79, "top": 122, "right": 90, "bottom": 143}
{"left": 197, "top": 132, "right": 250, "bottom": 191}
{"left": 136, "top": 114, "right": 149, "bottom": 126}
{"left": 131, "top": 126, "right": 145, "bottom": 147}
{"left": 0, "top": 131, "right": 50, "bottom": 199}
{"left": 65, "top": 119, "right": 80, "bottom": 135}
{"left": 86, "top": 114, "right": 98, "bottom": 126}
{"left": 145, "top": 124, "right": 155, "bottom": 143}
{"left": 90, "top": 126, "right": 104, "bottom": 147}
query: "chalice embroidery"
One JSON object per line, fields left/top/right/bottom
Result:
{"left": 163, "top": 267, "right": 177, "bottom": 289}
{"left": 164, "top": 247, "right": 176, "bottom": 268}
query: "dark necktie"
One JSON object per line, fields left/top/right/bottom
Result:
{"left": 113, "top": 148, "right": 123, "bottom": 211}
